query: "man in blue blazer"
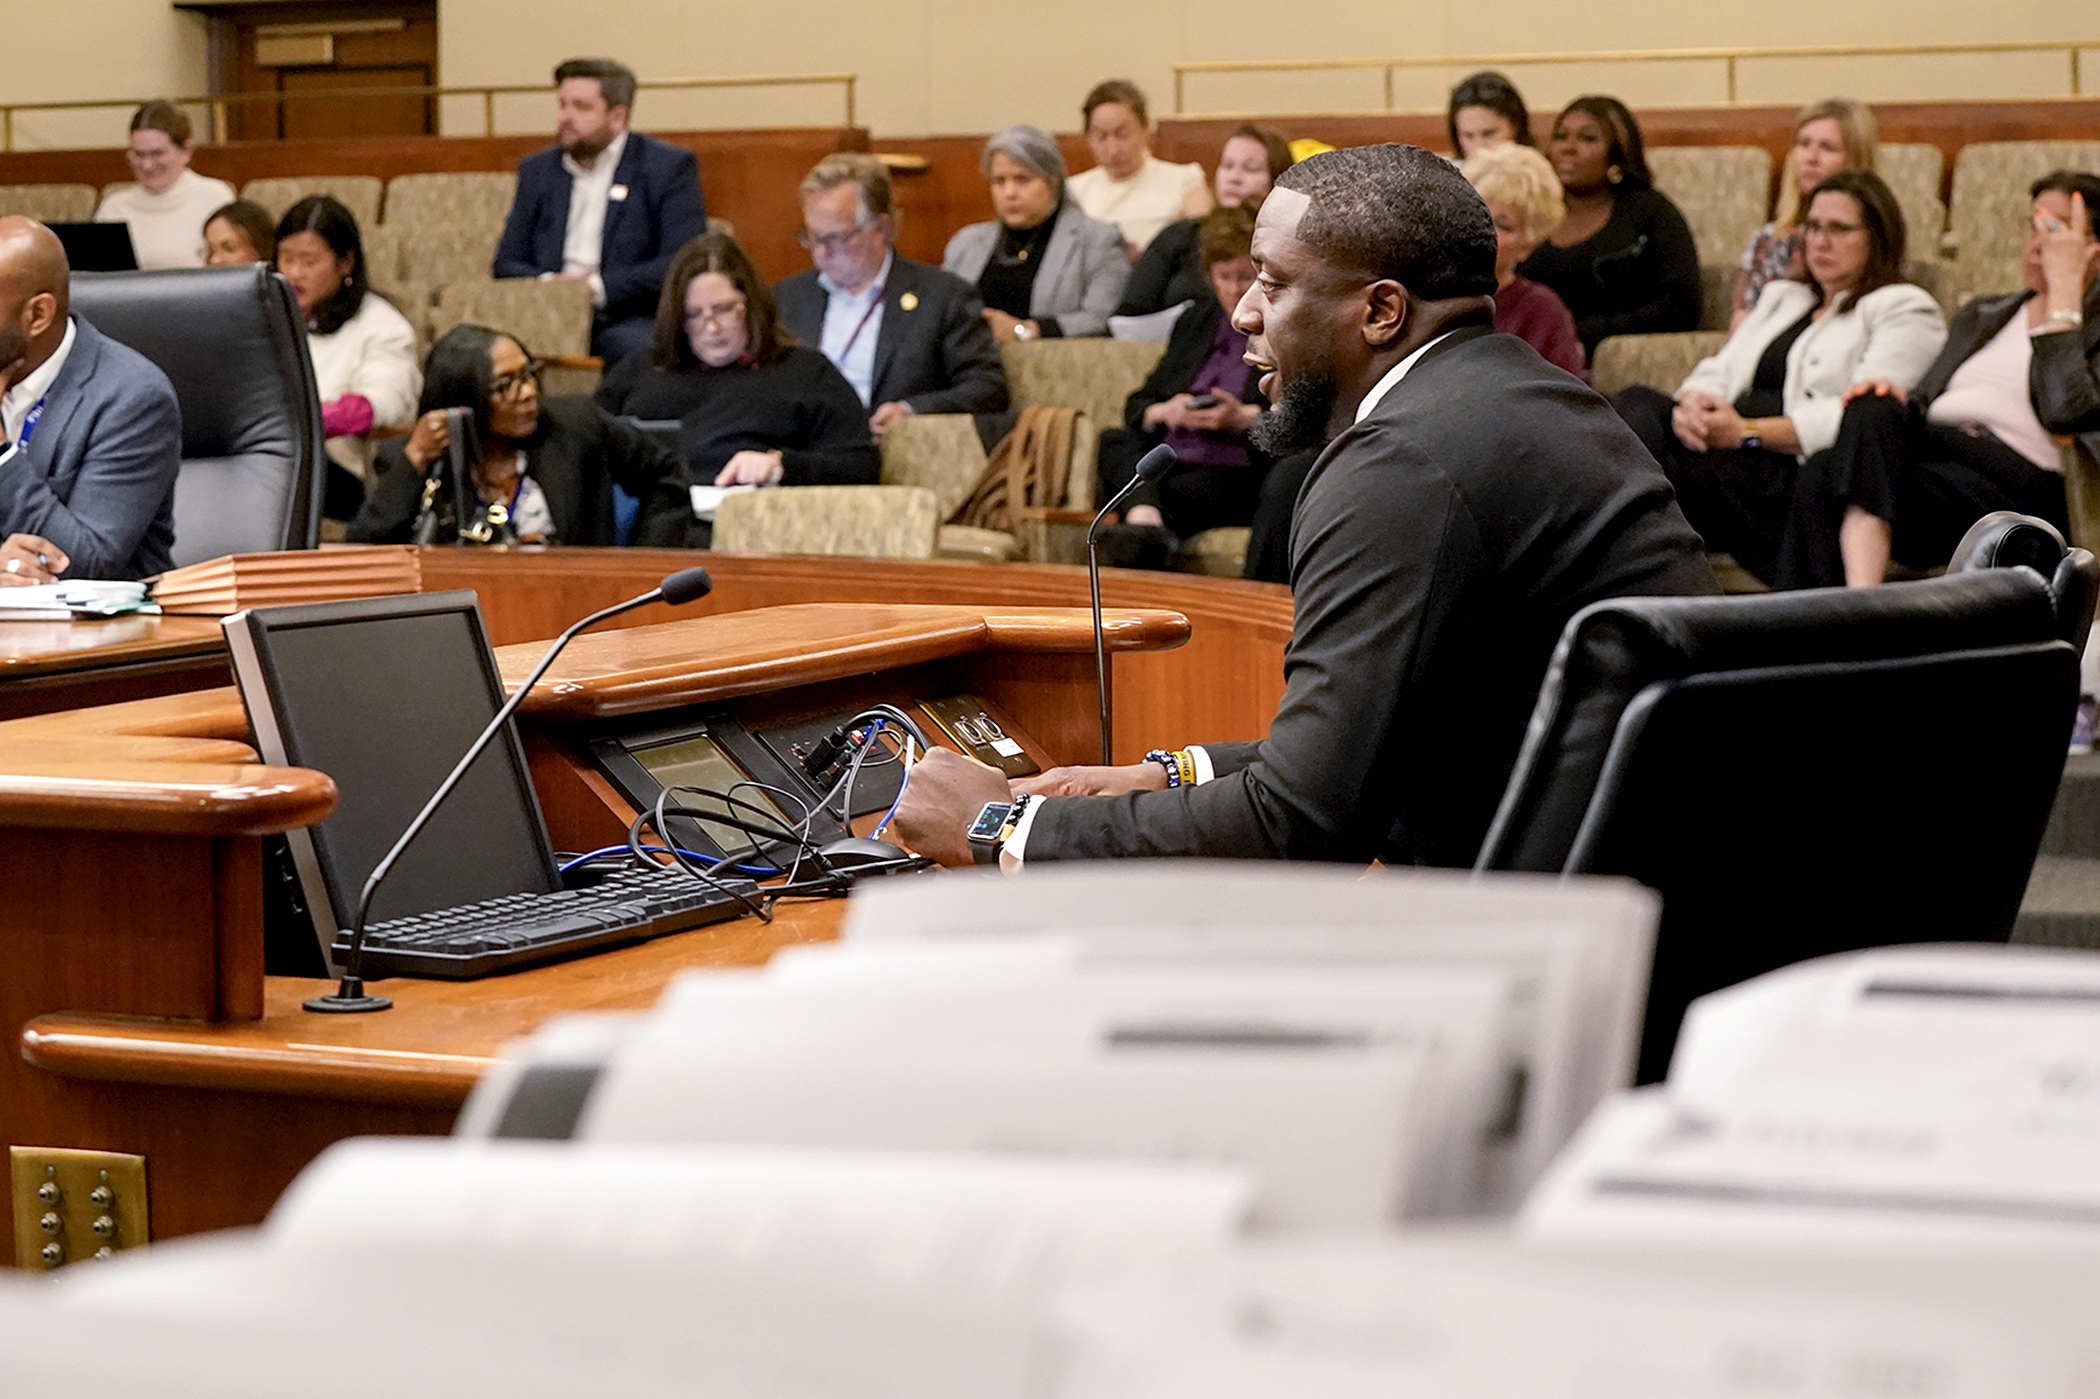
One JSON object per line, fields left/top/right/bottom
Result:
{"left": 774, "top": 154, "right": 1008, "bottom": 437}
{"left": 492, "top": 58, "right": 708, "bottom": 363}
{"left": 0, "top": 218, "right": 179, "bottom": 583}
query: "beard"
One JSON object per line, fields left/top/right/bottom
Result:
{"left": 1248, "top": 362, "right": 1341, "bottom": 456}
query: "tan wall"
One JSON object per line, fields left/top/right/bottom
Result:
{"left": 4, "top": 1, "right": 2097, "bottom": 149}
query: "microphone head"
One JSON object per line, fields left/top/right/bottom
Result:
{"left": 1134, "top": 443, "right": 1179, "bottom": 484}
{"left": 659, "top": 566, "right": 715, "bottom": 606}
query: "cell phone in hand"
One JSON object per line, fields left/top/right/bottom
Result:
{"left": 1185, "top": 393, "right": 1220, "bottom": 410}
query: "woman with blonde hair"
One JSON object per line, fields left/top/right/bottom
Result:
{"left": 1463, "top": 143, "right": 1585, "bottom": 378}
{"left": 1731, "top": 98, "right": 1879, "bottom": 327}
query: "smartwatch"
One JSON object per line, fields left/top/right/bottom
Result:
{"left": 966, "top": 797, "right": 1026, "bottom": 865}
{"left": 1741, "top": 418, "right": 1764, "bottom": 452}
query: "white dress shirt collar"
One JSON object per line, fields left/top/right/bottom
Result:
{"left": 2, "top": 316, "right": 76, "bottom": 445}
{"left": 817, "top": 251, "right": 894, "bottom": 406}
{"left": 561, "top": 129, "right": 628, "bottom": 185}
{"left": 1353, "top": 329, "right": 1458, "bottom": 424}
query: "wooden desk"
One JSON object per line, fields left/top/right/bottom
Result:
{"left": 0, "top": 600, "right": 1189, "bottom": 1257}
{"left": 0, "top": 614, "right": 227, "bottom": 721}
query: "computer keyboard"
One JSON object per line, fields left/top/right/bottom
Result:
{"left": 334, "top": 865, "right": 760, "bottom": 980}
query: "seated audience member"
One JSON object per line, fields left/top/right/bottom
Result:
{"left": 1615, "top": 171, "right": 1946, "bottom": 589}
{"left": 1117, "top": 125, "right": 1293, "bottom": 320}
{"left": 275, "top": 196, "right": 420, "bottom": 520}
{"left": 1519, "top": 96, "right": 1701, "bottom": 354}
{"left": 595, "top": 232, "right": 878, "bottom": 547}
{"left": 1096, "top": 204, "right": 1273, "bottom": 561}
{"left": 1784, "top": 170, "right": 2100, "bottom": 588}
{"left": 774, "top": 153, "right": 1008, "bottom": 440}
{"left": 0, "top": 217, "right": 178, "bottom": 582}
{"left": 93, "top": 101, "right": 236, "bottom": 270}
{"left": 347, "top": 324, "right": 677, "bottom": 547}
{"left": 1462, "top": 143, "right": 1586, "bottom": 379}
{"left": 1447, "top": 71, "right": 1534, "bottom": 158}
{"left": 202, "top": 199, "right": 275, "bottom": 266}
{"left": 1732, "top": 98, "right": 1878, "bottom": 328}
{"left": 492, "top": 57, "right": 709, "bottom": 363}
{"left": 891, "top": 145, "right": 1716, "bottom": 870}
{"left": 1066, "top": 80, "right": 1212, "bottom": 259}
{"left": 944, "top": 126, "right": 1128, "bottom": 342}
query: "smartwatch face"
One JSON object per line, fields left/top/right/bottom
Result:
{"left": 967, "top": 801, "right": 1015, "bottom": 842}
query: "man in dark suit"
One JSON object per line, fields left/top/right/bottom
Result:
{"left": 773, "top": 153, "right": 1007, "bottom": 439}
{"left": 492, "top": 58, "right": 708, "bottom": 364}
{"left": 0, "top": 217, "right": 179, "bottom": 583}
{"left": 892, "top": 144, "right": 1716, "bottom": 869}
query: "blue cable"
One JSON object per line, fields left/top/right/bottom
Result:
{"left": 559, "top": 844, "right": 780, "bottom": 878}
{"left": 872, "top": 754, "right": 911, "bottom": 837}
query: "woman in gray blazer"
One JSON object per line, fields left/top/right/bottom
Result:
{"left": 943, "top": 125, "right": 1129, "bottom": 341}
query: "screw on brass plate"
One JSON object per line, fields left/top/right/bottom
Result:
{"left": 10, "top": 1148, "right": 148, "bottom": 1271}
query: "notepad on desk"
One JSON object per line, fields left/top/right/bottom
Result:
{"left": 0, "top": 579, "right": 157, "bottom": 620}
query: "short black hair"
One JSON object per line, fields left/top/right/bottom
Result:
{"left": 275, "top": 193, "right": 369, "bottom": 335}
{"left": 2032, "top": 169, "right": 2100, "bottom": 228}
{"left": 1556, "top": 95, "right": 1651, "bottom": 188}
{"left": 554, "top": 57, "right": 637, "bottom": 111}
{"left": 421, "top": 324, "right": 538, "bottom": 442}
{"left": 1446, "top": 72, "right": 1533, "bottom": 154}
{"left": 1272, "top": 143, "right": 1498, "bottom": 299}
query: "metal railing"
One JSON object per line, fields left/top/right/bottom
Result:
{"left": 1, "top": 73, "right": 857, "bottom": 152}
{"left": 1173, "top": 40, "right": 2097, "bottom": 116}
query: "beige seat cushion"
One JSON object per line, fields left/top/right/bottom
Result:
{"left": 1947, "top": 141, "right": 2100, "bottom": 299}
{"left": 430, "top": 277, "right": 595, "bottom": 359}
{"left": 1648, "top": 147, "right": 1773, "bottom": 268}
{"left": 936, "top": 524, "right": 1021, "bottom": 563}
{"left": 382, "top": 171, "right": 517, "bottom": 233}
{"left": 1177, "top": 526, "right": 1251, "bottom": 577}
{"left": 1589, "top": 331, "right": 1728, "bottom": 398}
{"left": 240, "top": 175, "right": 383, "bottom": 232}
{"left": 0, "top": 183, "right": 98, "bottom": 223}
{"left": 711, "top": 485, "right": 939, "bottom": 559}
{"left": 1878, "top": 143, "right": 1947, "bottom": 259}
{"left": 1001, "top": 339, "right": 1164, "bottom": 458}
{"left": 879, "top": 413, "right": 989, "bottom": 519}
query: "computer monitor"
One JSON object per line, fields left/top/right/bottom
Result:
{"left": 52, "top": 223, "right": 139, "bottom": 273}
{"left": 224, "top": 591, "right": 561, "bottom": 974}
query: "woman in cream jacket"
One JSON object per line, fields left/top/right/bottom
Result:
{"left": 1615, "top": 171, "right": 1946, "bottom": 587}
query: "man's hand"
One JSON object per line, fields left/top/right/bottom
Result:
{"left": 0, "top": 533, "right": 67, "bottom": 586}
{"left": 869, "top": 401, "right": 913, "bottom": 438}
{"left": 890, "top": 747, "right": 1016, "bottom": 867}
{"left": 1012, "top": 761, "right": 1167, "bottom": 799}
{"left": 715, "top": 450, "right": 786, "bottom": 486}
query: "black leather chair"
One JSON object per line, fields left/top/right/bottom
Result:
{"left": 1948, "top": 510, "right": 2099, "bottom": 653}
{"left": 1477, "top": 525, "right": 2093, "bottom": 1083}
{"left": 69, "top": 266, "right": 323, "bottom": 567}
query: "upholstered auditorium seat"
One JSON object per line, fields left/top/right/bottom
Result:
{"left": 1588, "top": 330, "right": 1726, "bottom": 398}
{"left": 1647, "top": 146, "right": 1772, "bottom": 269}
{"left": 1878, "top": 143, "right": 1947, "bottom": 260}
{"left": 1001, "top": 339, "right": 1164, "bottom": 437}
{"left": 710, "top": 484, "right": 939, "bottom": 559}
{"left": 239, "top": 175, "right": 383, "bottom": 232}
{"left": 1947, "top": 141, "right": 2100, "bottom": 302}
{"left": 429, "top": 277, "right": 596, "bottom": 390}
{"left": 1475, "top": 529, "right": 2092, "bottom": 1080}
{"left": 70, "top": 265, "right": 324, "bottom": 565}
{"left": 0, "top": 183, "right": 98, "bottom": 223}
{"left": 878, "top": 411, "right": 1102, "bottom": 564}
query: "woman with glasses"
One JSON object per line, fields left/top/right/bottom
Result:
{"left": 92, "top": 101, "right": 236, "bottom": 269}
{"left": 595, "top": 232, "right": 878, "bottom": 544}
{"left": 348, "top": 323, "right": 679, "bottom": 546}
{"left": 942, "top": 125, "right": 1129, "bottom": 342}
{"left": 1613, "top": 170, "right": 1946, "bottom": 588}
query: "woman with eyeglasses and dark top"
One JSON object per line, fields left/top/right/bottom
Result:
{"left": 594, "top": 232, "right": 879, "bottom": 544}
{"left": 347, "top": 323, "right": 680, "bottom": 547}
{"left": 1517, "top": 95, "right": 1702, "bottom": 355}
{"left": 1447, "top": 71, "right": 1534, "bottom": 158}
{"left": 1612, "top": 170, "right": 1947, "bottom": 589}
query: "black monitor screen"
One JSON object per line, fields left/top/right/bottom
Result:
{"left": 227, "top": 592, "right": 557, "bottom": 931}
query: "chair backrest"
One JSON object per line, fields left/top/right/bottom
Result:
{"left": 238, "top": 175, "right": 383, "bottom": 233}
{"left": 710, "top": 485, "right": 939, "bottom": 559}
{"left": 69, "top": 265, "right": 324, "bottom": 565}
{"left": 381, "top": 171, "right": 517, "bottom": 236}
{"left": 1647, "top": 146, "right": 1773, "bottom": 268}
{"left": 1476, "top": 567, "right": 2079, "bottom": 1082}
{"left": 1948, "top": 141, "right": 2100, "bottom": 295}
{"left": 0, "top": 183, "right": 98, "bottom": 223}
{"left": 879, "top": 412, "right": 990, "bottom": 519}
{"left": 1588, "top": 330, "right": 1727, "bottom": 397}
{"left": 1878, "top": 143, "right": 1947, "bottom": 259}
{"left": 1001, "top": 339, "right": 1164, "bottom": 443}
{"left": 1950, "top": 510, "right": 2099, "bottom": 653}
{"left": 430, "top": 278, "right": 595, "bottom": 358}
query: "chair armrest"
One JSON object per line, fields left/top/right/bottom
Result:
{"left": 1012, "top": 506, "right": 1096, "bottom": 526}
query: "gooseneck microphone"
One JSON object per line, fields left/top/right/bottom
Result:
{"left": 1087, "top": 444, "right": 1179, "bottom": 765}
{"left": 306, "top": 565, "right": 716, "bottom": 1013}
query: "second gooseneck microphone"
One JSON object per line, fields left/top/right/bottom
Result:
{"left": 1086, "top": 444, "right": 1178, "bottom": 765}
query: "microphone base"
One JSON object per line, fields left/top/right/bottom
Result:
{"left": 304, "top": 977, "right": 393, "bottom": 1013}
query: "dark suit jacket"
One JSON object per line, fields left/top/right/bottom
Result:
{"left": 344, "top": 396, "right": 680, "bottom": 546}
{"left": 492, "top": 133, "right": 708, "bottom": 323}
{"left": 0, "top": 315, "right": 179, "bottom": 579}
{"left": 1914, "top": 281, "right": 2100, "bottom": 465}
{"left": 1026, "top": 326, "right": 1718, "bottom": 868}
{"left": 774, "top": 254, "right": 1009, "bottom": 416}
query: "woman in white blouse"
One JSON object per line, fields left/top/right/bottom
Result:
{"left": 1613, "top": 170, "right": 1947, "bottom": 588}
{"left": 1064, "top": 80, "right": 1211, "bottom": 260}
{"left": 92, "top": 102, "right": 236, "bottom": 270}
{"left": 274, "top": 195, "right": 420, "bottom": 520}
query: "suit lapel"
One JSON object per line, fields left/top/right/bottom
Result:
{"left": 1035, "top": 214, "right": 1076, "bottom": 318}
{"left": 868, "top": 258, "right": 912, "bottom": 406}
{"left": 598, "top": 136, "right": 643, "bottom": 253}
{"left": 27, "top": 319, "right": 100, "bottom": 468}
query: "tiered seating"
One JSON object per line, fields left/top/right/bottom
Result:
{"left": 429, "top": 276, "right": 598, "bottom": 393}
{"left": 238, "top": 175, "right": 383, "bottom": 231}
{"left": 1947, "top": 140, "right": 2100, "bottom": 303}
{"left": 711, "top": 483, "right": 941, "bottom": 558}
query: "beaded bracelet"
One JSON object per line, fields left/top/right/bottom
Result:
{"left": 1144, "top": 748, "right": 1195, "bottom": 788}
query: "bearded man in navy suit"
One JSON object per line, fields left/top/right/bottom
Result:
{"left": 493, "top": 58, "right": 709, "bottom": 363}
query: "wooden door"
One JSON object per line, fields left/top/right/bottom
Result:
{"left": 199, "top": 1, "right": 439, "bottom": 142}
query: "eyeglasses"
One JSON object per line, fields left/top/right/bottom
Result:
{"left": 685, "top": 301, "right": 748, "bottom": 329}
{"left": 489, "top": 362, "right": 544, "bottom": 400}
{"left": 1802, "top": 219, "right": 1865, "bottom": 238}
{"left": 796, "top": 218, "right": 880, "bottom": 254}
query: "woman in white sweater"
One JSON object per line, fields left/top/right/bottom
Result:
{"left": 92, "top": 101, "right": 236, "bottom": 270}
{"left": 1614, "top": 170, "right": 1946, "bottom": 588}
{"left": 274, "top": 195, "right": 420, "bottom": 520}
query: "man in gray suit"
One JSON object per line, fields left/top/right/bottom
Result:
{"left": 894, "top": 145, "right": 1715, "bottom": 870}
{"left": 0, "top": 217, "right": 180, "bottom": 583}
{"left": 775, "top": 154, "right": 1008, "bottom": 440}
